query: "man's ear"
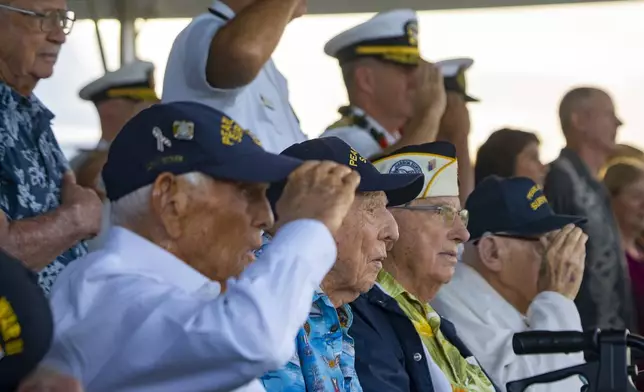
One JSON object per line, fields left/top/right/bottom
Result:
{"left": 353, "top": 63, "right": 376, "bottom": 96}
{"left": 477, "top": 237, "right": 504, "bottom": 272}
{"left": 151, "top": 173, "right": 189, "bottom": 239}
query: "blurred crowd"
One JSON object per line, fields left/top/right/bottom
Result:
{"left": 0, "top": 0, "right": 642, "bottom": 391}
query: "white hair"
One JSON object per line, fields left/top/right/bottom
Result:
{"left": 110, "top": 172, "right": 208, "bottom": 226}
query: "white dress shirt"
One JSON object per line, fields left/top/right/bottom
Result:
{"left": 431, "top": 263, "right": 585, "bottom": 392}
{"left": 162, "top": 0, "right": 306, "bottom": 153}
{"left": 43, "top": 220, "right": 336, "bottom": 392}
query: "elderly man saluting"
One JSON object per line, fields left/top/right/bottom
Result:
{"left": 351, "top": 142, "right": 497, "bottom": 392}
{"left": 259, "top": 137, "right": 423, "bottom": 391}
{"left": 432, "top": 176, "right": 587, "bottom": 392}
{"left": 23, "top": 102, "right": 360, "bottom": 392}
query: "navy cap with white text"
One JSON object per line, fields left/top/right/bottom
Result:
{"left": 102, "top": 102, "right": 303, "bottom": 201}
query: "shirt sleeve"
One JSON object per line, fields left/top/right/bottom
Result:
{"left": 179, "top": 17, "right": 245, "bottom": 97}
{"left": 44, "top": 219, "right": 336, "bottom": 392}
{"left": 320, "top": 127, "right": 382, "bottom": 159}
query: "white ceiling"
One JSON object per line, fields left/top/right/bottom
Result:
{"left": 69, "top": 0, "right": 626, "bottom": 20}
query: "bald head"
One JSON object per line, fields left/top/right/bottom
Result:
{"left": 557, "top": 86, "right": 621, "bottom": 153}
{"left": 558, "top": 87, "right": 605, "bottom": 133}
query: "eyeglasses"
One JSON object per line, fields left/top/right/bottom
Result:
{"left": 391, "top": 204, "right": 469, "bottom": 227}
{"left": 0, "top": 4, "right": 76, "bottom": 35}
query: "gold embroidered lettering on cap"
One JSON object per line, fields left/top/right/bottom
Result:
{"left": 172, "top": 120, "right": 194, "bottom": 140}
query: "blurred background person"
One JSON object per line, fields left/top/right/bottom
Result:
{"left": 544, "top": 86, "right": 636, "bottom": 332}
{"left": 435, "top": 57, "right": 478, "bottom": 203}
{"left": 603, "top": 158, "right": 644, "bottom": 341}
{"left": 433, "top": 176, "right": 587, "bottom": 392}
{"left": 321, "top": 9, "right": 445, "bottom": 158}
{"left": 162, "top": 0, "right": 307, "bottom": 153}
{"left": 71, "top": 59, "right": 159, "bottom": 251}
{"left": 475, "top": 128, "right": 546, "bottom": 186}
{"left": 0, "top": 0, "right": 102, "bottom": 294}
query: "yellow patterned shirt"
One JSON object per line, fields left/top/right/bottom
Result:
{"left": 377, "top": 270, "right": 495, "bottom": 392}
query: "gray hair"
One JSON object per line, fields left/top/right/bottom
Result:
{"left": 110, "top": 172, "right": 208, "bottom": 226}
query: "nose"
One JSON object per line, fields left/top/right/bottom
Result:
{"left": 449, "top": 214, "right": 470, "bottom": 244}
{"left": 251, "top": 193, "right": 275, "bottom": 231}
{"left": 47, "top": 24, "right": 66, "bottom": 45}
{"left": 379, "top": 208, "right": 400, "bottom": 251}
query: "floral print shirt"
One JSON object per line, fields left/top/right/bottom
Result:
{"left": 0, "top": 82, "right": 87, "bottom": 294}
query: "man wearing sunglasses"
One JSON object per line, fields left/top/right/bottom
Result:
{"left": 0, "top": 0, "right": 102, "bottom": 295}
{"left": 432, "top": 176, "right": 587, "bottom": 392}
{"left": 349, "top": 142, "right": 497, "bottom": 392}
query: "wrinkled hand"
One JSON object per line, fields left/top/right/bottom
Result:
{"left": 61, "top": 172, "right": 103, "bottom": 238}
{"left": 437, "top": 92, "right": 471, "bottom": 142}
{"left": 17, "top": 368, "right": 84, "bottom": 392}
{"left": 537, "top": 224, "right": 588, "bottom": 300}
{"left": 275, "top": 161, "right": 360, "bottom": 235}
{"left": 74, "top": 151, "right": 108, "bottom": 201}
{"left": 412, "top": 60, "right": 447, "bottom": 121}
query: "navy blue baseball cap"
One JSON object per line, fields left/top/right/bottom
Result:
{"left": 0, "top": 250, "right": 53, "bottom": 391}
{"left": 103, "top": 102, "right": 303, "bottom": 201}
{"left": 268, "top": 137, "right": 424, "bottom": 207}
{"left": 466, "top": 176, "right": 586, "bottom": 241}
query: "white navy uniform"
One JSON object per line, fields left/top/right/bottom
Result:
{"left": 43, "top": 221, "right": 337, "bottom": 392}
{"left": 319, "top": 9, "right": 419, "bottom": 158}
{"left": 162, "top": 1, "right": 306, "bottom": 153}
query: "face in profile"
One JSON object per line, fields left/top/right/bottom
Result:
{"left": 152, "top": 174, "right": 273, "bottom": 283}
{"left": 580, "top": 92, "right": 622, "bottom": 154}
{"left": 0, "top": 0, "right": 69, "bottom": 81}
{"left": 390, "top": 196, "right": 470, "bottom": 294}
{"left": 323, "top": 192, "right": 398, "bottom": 304}
{"left": 514, "top": 141, "right": 547, "bottom": 186}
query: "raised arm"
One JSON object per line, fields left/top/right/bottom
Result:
{"left": 205, "top": 0, "right": 304, "bottom": 89}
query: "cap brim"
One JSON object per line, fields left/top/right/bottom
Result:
{"left": 201, "top": 150, "right": 302, "bottom": 184}
{"left": 359, "top": 171, "right": 424, "bottom": 206}
{"left": 505, "top": 214, "right": 587, "bottom": 237}
{"left": 465, "top": 94, "right": 479, "bottom": 103}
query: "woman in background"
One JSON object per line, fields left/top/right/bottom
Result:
{"left": 475, "top": 128, "right": 546, "bottom": 186}
{"left": 603, "top": 157, "right": 644, "bottom": 390}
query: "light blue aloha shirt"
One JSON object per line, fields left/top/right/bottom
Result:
{"left": 256, "top": 233, "right": 363, "bottom": 392}
{"left": 0, "top": 82, "right": 87, "bottom": 294}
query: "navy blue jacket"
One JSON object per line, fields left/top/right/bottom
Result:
{"left": 349, "top": 286, "right": 501, "bottom": 392}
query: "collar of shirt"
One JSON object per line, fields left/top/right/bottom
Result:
{"left": 210, "top": 0, "right": 235, "bottom": 19}
{"left": 0, "top": 81, "right": 53, "bottom": 120}
{"left": 105, "top": 226, "right": 216, "bottom": 295}
{"left": 446, "top": 263, "right": 529, "bottom": 330}
{"left": 347, "top": 105, "right": 400, "bottom": 145}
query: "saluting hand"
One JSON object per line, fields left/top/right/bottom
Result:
{"left": 537, "top": 224, "right": 588, "bottom": 300}
{"left": 275, "top": 161, "right": 360, "bottom": 236}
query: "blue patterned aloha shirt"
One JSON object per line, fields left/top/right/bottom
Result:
{"left": 0, "top": 82, "right": 87, "bottom": 294}
{"left": 256, "top": 233, "right": 363, "bottom": 392}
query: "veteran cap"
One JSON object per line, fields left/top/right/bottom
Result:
{"left": 436, "top": 57, "right": 479, "bottom": 102}
{"left": 79, "top": 59, "right": 159, "bottom": 103}
{"left": 373, "top": 141, "right": 459, "bottom": 200}
{"left": 102, "top": 102, "right": 303, "bottom": 201}
{"left": 325, "top": 9, "right": 420, "bottom": 66}
{"left": 0, "top": 250, "right": 53, "bottom": 392}
{"left": 466, "top": 176, "right": 585, "bottom": 241}
{"left": 267, "top": 137, "right": 424, "bottom": 207}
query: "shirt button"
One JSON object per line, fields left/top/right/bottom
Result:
{"left": 413, "top": 353, "right": 422, "bottom": 362}
{"left": 330, "top": 324, "right": 339, "bottom": 333}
